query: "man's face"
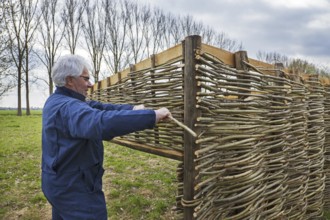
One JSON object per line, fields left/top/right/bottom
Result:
{"left": 66, "top": 68, "right": 93, "bottom": 97}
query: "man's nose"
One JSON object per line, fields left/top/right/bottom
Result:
{"left": 87, "top": 81, "right": 93, "bottom": 88}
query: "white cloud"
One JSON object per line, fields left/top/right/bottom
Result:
{"left": 264, "top": 0, "right": 330, "bottom": 9}
{"left": 307, "top": 13, "right": 330, "bottom": 29}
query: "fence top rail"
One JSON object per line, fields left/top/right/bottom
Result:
{"left": 90, "top": 43, "right": 183, "bottom": 92}
{"left": 201, "top": 43, "right": 330, "bottom": 85}
{"left": 89, "top": 38, "right": 330, "bottom": 93}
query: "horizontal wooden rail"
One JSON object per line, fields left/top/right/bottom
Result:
{"left": 90, "top": 41, "right": 330, "bottom": 94}
{"left": 90, "top": 44, "right": 183, "bottom": 92}
{"left": 201, "top": 43, "right": 330, "bottom": 84}
{"left": 111, "top": 138, "right": 183, "bottom": 161}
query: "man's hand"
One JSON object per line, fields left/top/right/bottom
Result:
{"left": 133, "top": 104, "right": 145, "bottom": 110}
{"left": 155, "top": 107, "right": 171, "bottom": 123}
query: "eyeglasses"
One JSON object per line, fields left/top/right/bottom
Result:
{"left": 79, "top": 76, "right": 90, "bottom": 82}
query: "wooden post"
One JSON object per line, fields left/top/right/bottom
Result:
{"left": 130, "top": 64, "right": 139, "bottom": 140}
{"left": 150, "top": 54, "right": 160, "bottom": 144}
{"left": 275, "top": 62, "right": 284, "bottom": 70}
{"left": 234, "top": 51, "right": 249, "bottom": 71}
{"left": 183, "top": 35, "right": 201, "bottom": 220}
{"left": 275, "top": 62, "right": 286, "bottom": 78}
{"left": 117, "top": 71, "right": 122, "bottom": 101}
{"left": 234, "top": 51, "right": 250, "bottom": 99}
{"left": 106, "top": 77, "right": 111, "bottom": 103}
{"left": 129, "top": 64, "right": 136, "bottom": 104}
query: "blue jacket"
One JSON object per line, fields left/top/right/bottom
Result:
{"left": 42, "top": 86, "right": 155, "bottom": 196}
{"left": 42, "top": 87, "right": 155, "bottom": 173}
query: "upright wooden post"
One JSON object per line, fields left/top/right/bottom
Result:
{"left": 129, "top": 64, "right": 135, "bottom": 103}
{"left": 275, "top": 62, "right": 286, "bottom": 78}
{"left": 234, "top": 51, "right": 250, "bottom": 99}
{"left": 106, "top": 77, "right": 111, "bottom": 103}
{"left": 130, "top": 64, "right": 140, "bottom": 140}
{"left": 234, "top": 51, "right": 249, "bottom": 71}
{"left": 275, "top": 62, "right": 284, "bottom": 70}
{"left": 150, "top": 54, "right": 160, "bottom": 144}
{"left": 183, "top": 35, "right": 201, "bottom": 220}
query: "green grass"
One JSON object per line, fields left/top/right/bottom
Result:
{"left": 325, "top": 211, "right": 330, "bottom": 219}
{"left": 0, "top": 110, "right": 178, "bottom": 220}
{"left": 103, "top": 144, "right": 178, "bottom": 219}
{"left": 0, "top": 110, "right": 46, "bottom": 219}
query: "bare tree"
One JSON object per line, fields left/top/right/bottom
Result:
{"left": 0, "top": 2, "right": 15, "bottom": 99}
{"left": 3, "top": 0, "right": 39, "bottom": 115}
{"left": 3, "top": 0, "right": 24, "bottom": 115}
{"left": 103, "top": 0, "right": 130, "bottom": 74}
{"left": 256, "top": 51, "right": 330, "bottom": 76}
{"left": 212, "top": 32, "right": 242, "bottom": 52}
{"left": 61, "top": 0, "right": 86, "bottom": 54}
{"left": 180, "top": 15, "right": 204, "bottom": 36}
{"left": 0, "top": 52, "right": 15, "bottom": 98}
{"left": 22, "top": 0, "right": 39, "bottom": 115}
{"left": 200, "top": 26, "right": 216, "bottom": 45}
{"left": 256, "top": 51, "right": 289, "bottom": 66}
{"left": 144, "top": 8, "right": 166, "bottom": 57}
{"left": 0, "top": 71, "right": 15, "bottom": 98}
{"left": 317, "top": 65, "right": 330, "bottom": 76}
{"left": 36, "top": 0, "right": 65, "bottom": 95}
{"left": 288, "top": 58, "right": 316, "bottom": 75}
{"left": 0, "top": 46, "right": 14, "bottom": 97}
{"left": 81, "top": 0, "right": 106, "bottom": 82}
{"left": 161, "top": 13, "right": 176, "bottom": 48}
{"left": 167, "top": 13, "right": 182, "bottom": 46}
{"left": 124, "top": 0, "right": 150, "bottom": 64}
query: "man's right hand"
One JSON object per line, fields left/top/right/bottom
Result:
{"left": 155, "top": 108, "right": 171, "bottom": 123}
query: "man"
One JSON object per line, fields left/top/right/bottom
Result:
{"left": 41, "top": 54, "right": 171, "bottom": 219}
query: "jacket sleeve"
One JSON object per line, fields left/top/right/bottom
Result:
{"left": 61, "top": 100, "right": 155, "bottom": 140}
{"left": 87, "top": 100, "right": 133, "bottom": 111}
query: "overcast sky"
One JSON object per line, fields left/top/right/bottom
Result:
{"left": 146, "top": 0, "right": 329, "bottom": 65}
{"left": 1, "top": 0, "right": 329, "bottom": 108}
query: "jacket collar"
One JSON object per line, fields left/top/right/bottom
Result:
{"left": 55, "top": 86, "right": 86, "bottom": 102}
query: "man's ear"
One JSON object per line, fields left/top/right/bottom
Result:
{"left": 65, "top": 76, "right": 74, "bottom": 87}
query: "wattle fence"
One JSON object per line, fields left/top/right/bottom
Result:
{"left": 89, "top": 35, "right": 330, "bottom": 219}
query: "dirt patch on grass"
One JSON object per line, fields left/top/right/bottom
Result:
{"left": 3, "top": 204, "right": 52, "bottom": 220}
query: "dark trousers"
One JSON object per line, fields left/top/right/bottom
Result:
{"left": 49, "top": 190, "right": 107, "bottom": 220}
{"left": 42, "top": 167, "right": 107, "bottom": 220}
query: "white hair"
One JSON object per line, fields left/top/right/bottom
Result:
{"left": 52, "top": 54, "right": 92, "bottom": 87}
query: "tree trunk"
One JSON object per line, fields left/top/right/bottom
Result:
{"left": 25, "top": 44, "right": 30, "bottom": 115}
{"left": 17, "top": 68, "right": 22, "bottom": 116}
{"left": 25, "top": 77, "right": 30, "bottom": 115}
{"left": 49, "top": 75, "right": 53, "bottom": 95}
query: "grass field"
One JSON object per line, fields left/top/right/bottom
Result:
{"left": 0, "top": 110, "right": 179, "bottom": 220}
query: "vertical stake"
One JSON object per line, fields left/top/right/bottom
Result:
{"left": 130, "top": 64, "right": 139, "bottom": 140}
{"left": 150, "top": 55, "right": 160, "bottom": 144}
{"left": 183, "top": 35, "right": 201, "bottom": 220}
{"left": 235, "top": 51, "right": 250, "bottom": 99}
